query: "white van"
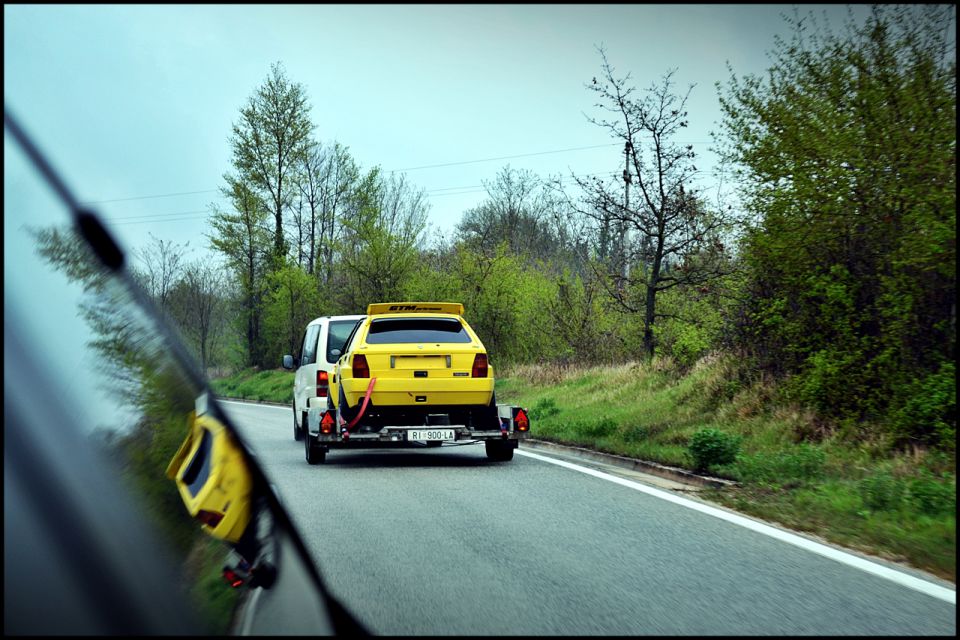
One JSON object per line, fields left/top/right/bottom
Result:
{"left": 283, "top": 314, "right": 365, "bottom": 441}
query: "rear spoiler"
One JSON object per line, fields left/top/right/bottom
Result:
{"left": 367, "top": 302, "right": 464, "bottom": 316}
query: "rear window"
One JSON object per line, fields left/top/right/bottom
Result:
{"left": 365, "top": 317, "right": 472, "bottom": 344}
{"left": 326, "top": 319, "right": 362, "bottom": 363}
{"left": 182, "top": 429, "right": 212, "bottom": 498}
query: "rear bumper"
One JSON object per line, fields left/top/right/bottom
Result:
{"left": 316, "top": 427, "right": 526, "bottom": 446}
{"left": 341, "top": 376, "right": 494, "bottom": 408}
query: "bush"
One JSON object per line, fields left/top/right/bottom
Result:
{"left": 858, "top": 473, "right": 907, "bottom": 512}
{"left": 908, "top": 474, "right": 956, "bottom": 516}
{"left": 688, "top": 428, "right": 741, "bottom": 471}
{"left": 891, "top": 362, "right": 956, "bottom": 451}
{"left": 623, "top": 424, "right": 649, "bottom": 442}
{"left": 529, "top": 397, "right": 560, "bottom": 420}
{"left": 581, "top": 417, "right": 617, "bottom": 439}
{"left": 735, "top": 444, "right": 826, "bottom": 486}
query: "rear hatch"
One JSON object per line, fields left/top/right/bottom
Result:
{"left": 360, "top": 316, "right": 482, "bottom": 380}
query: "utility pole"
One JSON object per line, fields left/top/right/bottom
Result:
{"left": 622, "top": 140, "right": 632, "bottom": 282}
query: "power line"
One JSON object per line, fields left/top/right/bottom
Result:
{"left": 387, "top": 143, "right": 620, "bottom": 172}
{"left": 80, "top": 189, "right": 219, "bottom": 205}
{"left": 80, "top": 140, "right": 717, "bottom": 205}
{"left": 104, "top": 208, "right": 211, "bottom": 221}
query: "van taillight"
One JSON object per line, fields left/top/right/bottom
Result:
{"left": 353, "top": 354, "right": 370, "bottom": 378}
{"left": 472, "top": 353, "right": 488, "bottom": 378}
{"left": 317, "top": 370, "right": 329, "bottom": 397}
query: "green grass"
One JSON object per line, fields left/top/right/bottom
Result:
{"left": 497, "top": 357, "right": 956, "bottom": 581}
{"left": 187, "top": 537, "right": 244, "bottom": 634}
{"left": 210, "top": 368, "right": 294, "bottom": 404}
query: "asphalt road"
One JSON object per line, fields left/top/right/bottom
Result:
{"left": 219, "top": 399, "right": 956, "bottom": 635}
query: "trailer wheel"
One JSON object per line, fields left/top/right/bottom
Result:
{"left": 485, "top": 440, "right": 514, "bottom": 462}
{"left": 305, "top": 432, "right": 326, "bottom": 465}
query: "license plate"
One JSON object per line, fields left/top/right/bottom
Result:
{"left": 407, "top": 429, "right": 455, "bottom": 442}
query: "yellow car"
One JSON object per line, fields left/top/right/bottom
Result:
{"left": 166, "top": 407, "right": 253, "bottom": 545}
{"left": 305, "top": 302, "right": 529, "bottom": 463}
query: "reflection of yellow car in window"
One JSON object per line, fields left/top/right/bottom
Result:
{"left": 304, "top": 302, "right": 529, "bottom": 464}
{"left": 166, "top": 407, "right": 252, "bottom": 544}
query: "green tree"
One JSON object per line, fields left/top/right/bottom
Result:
{"left": 262, "top": 261, "right": 323, "bottom": 363}
{"left": 208, "top": 174, "right": 272, "bottom": 367}
{"left": 230, "top": 61, "right": 314, "bottom": 263}
{"left": 716, "top": 5, "right": 956, "bottom": 445}
{"left": 333, "top": 169, "right": 427, "bottom": 311}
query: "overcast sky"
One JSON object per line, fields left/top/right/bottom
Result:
{"left": 5, "top": 3, "right": 874, "bottom": 263}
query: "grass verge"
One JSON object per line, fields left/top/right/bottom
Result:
{"left": 496, "top": 356, "right": 956, "bottom": 581}
{"left": 210, "top": 368, "right": 294, "bottom": 403}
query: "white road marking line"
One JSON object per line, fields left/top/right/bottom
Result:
{"left": 516, "top": 448, "right": 956, "bottom": 605}
{"left": 239, "top": 585, "right": 264, "bottom": 635}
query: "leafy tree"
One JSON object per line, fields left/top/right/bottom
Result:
{"left": 572, "top": 48, "right": 738, "bottom": 360}
{"left": 262, "top": 261, "right": 323, "bottom": 363}
{"left": 230, "top": 61, "right": 314, "bottom": 263}
{"left": 716, "top": 5, "right": 956, "bottom": 445}
{"left": 208, "top": 174, "right": 272, "bottom": 367}
{"left": 334, "top": 169, "right": 427, "bottom": 311}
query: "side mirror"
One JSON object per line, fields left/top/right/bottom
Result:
{"left": 329, "top": 348, "right": 342, "bottom": 359}
{"left": 282, "top": 355, "right": 294, "bottom": 370}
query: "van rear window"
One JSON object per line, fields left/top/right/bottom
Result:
{"left": 326, "top": 319, "right": 362, "bottom": 363}
{"left": 365, "top": 318, "right": 472, "bottom": 344}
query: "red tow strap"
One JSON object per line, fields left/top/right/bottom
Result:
{"left": 343, "top": 377, "right": 376, "bottom": 432}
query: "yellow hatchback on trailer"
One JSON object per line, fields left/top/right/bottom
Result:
{"left": 332, "top": 302, "right": 494, "bottom": 411}
{"left": 303, "top": 302, "right": 529, "bottom": 464}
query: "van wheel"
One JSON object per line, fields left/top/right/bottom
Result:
{"left": 293, "top": 403, "right": 303, "bottom": 441}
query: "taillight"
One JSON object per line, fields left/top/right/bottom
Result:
{"left": 514, "top": 408, "right": 529, "bottom": 432}
{"left": 353, "top": 354, "right": 369, "bottom": 378}
{"left": 317, "top": 370, "right": 329, "bottom": 397}
{"left": 197, "top": 509, "right": 224, "bottom": 528}
{"left": 471, "top": 353, "right": 488, "bottom": 378}
{"left": 223, "top": 568, "right": 244, "bottom": 589}
{"left": 320, "top": 410, "right": 335, "bottom": 434}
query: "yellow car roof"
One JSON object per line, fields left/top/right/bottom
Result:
{"left": 366, "top": 302, "right": 464, "bottom": 316}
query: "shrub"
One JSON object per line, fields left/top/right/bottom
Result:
{"left": 623, "top": 424, "right": 649, "bottom": 442}
{"left": 688, "top": 428, "right": 741, "bottom": 471}
{"left": 529, "top": 397, "right": 560, "bottom": 420}
{"left": 735, "top": 444, "right": 826, "bottom": 486}
{"left": 908, "top": 474, "right": 956, "bottom": 516}
{"left": 891, "top": 362, "right": 956, "bottom": 451}
{"left": 581, "top": 417, "right": 617, "bottom": 439}
{"left": 858, "top": 473, "right": 906, "bottom": 512}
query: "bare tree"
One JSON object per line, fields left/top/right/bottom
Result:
{"left": 318, "top": 142, "right": 360, "bottom": 285}
{"left": 169, "top": 260, "right": 227, "bottom": 372}
{"left": 571, "top": 48, "right": 736, "bottom": 359}
{"left": 457, "top": 165, "right": 560, "bottom": 261}
{"left": 135, "top": 233, "right": 188, "bottom": 314}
